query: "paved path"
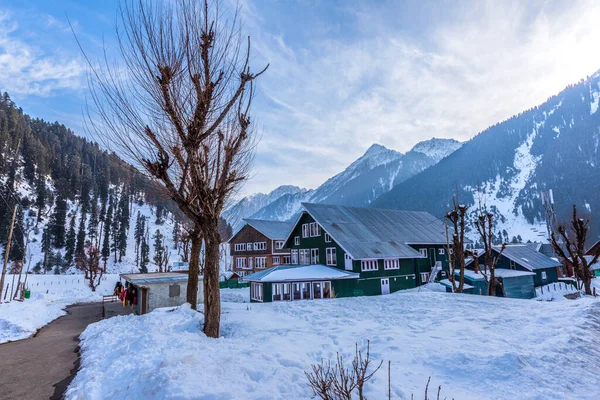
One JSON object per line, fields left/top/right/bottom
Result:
{"left": 0, "top": 301, "right": 131, "bottom": 400}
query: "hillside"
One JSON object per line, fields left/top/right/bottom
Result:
{"left": 0, "top": 93, "right": 232, "bottom": 274}
{"left": 374, "top": 70, "right": 600, "bottom": 241}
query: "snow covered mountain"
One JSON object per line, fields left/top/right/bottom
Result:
{"left": 223, "top": 185, "right": 310, "bottom": 230}
{"left": 374, "top": 69, "right": 600, "bottom": 242}
{"left": 224, "top": 138, "right": 462, "bottom": 227}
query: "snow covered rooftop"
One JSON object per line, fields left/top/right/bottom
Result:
{"left": 459, "top": 268, "right": 534, "bottom": 280}
{"left": 299, "top": 203, "right": 464, "bottom": 260}
{"left": 494, "top": 245, "right": 562, "bottom": 271}
{"left": 230, "top": 219, "right": 295, "bottom": 241}
{"left": 439, "top": 279, "right": 474, "bottom": 290}
{"left": 120, "top": 272, "right": 189, "bottom": 285}
{"left": 242, "top": 265, "right": 359, "bottom": 283}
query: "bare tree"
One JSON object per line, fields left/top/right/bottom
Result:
{"left": 445, "top": 199, "right": 467, "bottom": 293}
{"left": 474, "top": 206, "right": 506, "bottom": 297}
{"left": 550, "top": 205, "right": 599, "bottom": 295}
{"left": 76, "top": 246, "right": 104, "bottom": 292}
{"left": 77, "top": 0, "right": 267, "bottom": 337}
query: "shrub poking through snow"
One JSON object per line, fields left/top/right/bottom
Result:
{"left": 306, "top": 341, "right": 452, "bottom": 400}
{"left": 305, "top": 340, "right": 382, "bottom": 400}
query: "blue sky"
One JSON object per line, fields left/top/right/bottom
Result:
{"left": 1, "top": 0, "right": 600, "bottom": 196}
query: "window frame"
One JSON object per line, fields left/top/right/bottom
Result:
{"left": 419, "top": 248, "right": 427, "bottom": 257}
{"left": 326, "top": 247, "right": 337, "bottom": 266}
{"left": 272, "top": 256, "right": 280, "bottom": 265}
{"left": 310, "top": 248, "right": 319, "bottom": 264}
{"left": 251, "top": 282, "right": 263, "bottom": 302}
{"left": 361, "top": 259, "right": 379, "bottom": 272}
{"left": 324, "top": 232, "right": 332, "bottom": 243}
{"left": 294, "top": 236, "right": 300, "bottom": 245}
{"left": 255, "top": 257, "right": 267, "bottom": 269}
{"left": 236, "top": 257, "right": 246, "bottom": 269}
{"left": 283, "top": 255, "right": 291, "bottom": 264}
{"left": 302, "top": 224, "right": 309, "bottom": 238}
{"left": 438, "top": 248, "right": 445, "bottom": 255}
{"left": 384, "top": 259, "right": 400, "bottom": 270}
{"left": 275, "top": 240, "right": 285, "bottom": 250}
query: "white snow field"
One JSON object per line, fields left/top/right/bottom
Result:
{"left": 66, "top": 288, "right": 600, "bottom": 400}
{"left": 0, "top": 274, "right": 120, "bottom": 343}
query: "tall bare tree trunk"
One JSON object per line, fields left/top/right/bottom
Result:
{"left": 203, "top": 225, "right": 221, "bottom": 337}
{"left": 187, "top": 231, "right": 202, "bottom": 310}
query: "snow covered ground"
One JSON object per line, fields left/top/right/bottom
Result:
{"left": 0, "top": 274, "right": 120, "bottom": 343}
{"left": 66, "top": 287, "right": 600, "bottom": 400}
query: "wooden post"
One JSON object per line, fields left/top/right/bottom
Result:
{"left": 0, "top": 205, "right": 18, "bottom": 302}
{"left": 20, "top": 253, "right": 32, "bottom": 300}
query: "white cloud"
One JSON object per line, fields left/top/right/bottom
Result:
{"left": 240, "top": 0, "right": 600, "bottom": 195}
{"left": 0, "top": 11, "right": 85, "bottom": 97}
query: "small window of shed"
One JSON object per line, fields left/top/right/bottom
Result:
{"left": 169, "top": 284, "right": 181, "bottom": 297}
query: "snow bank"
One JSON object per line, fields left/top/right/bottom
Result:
{"left": 535, "top": 281, "right": 580, "bottom": 301}
{"left": 0, "top": 274, "right": 120, "bottom": 343}
{"left": 67, "top": 290, "right": 600, "bottom": 399}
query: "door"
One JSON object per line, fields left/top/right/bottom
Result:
{"left": 381, "top": 278, "right": 390, "bottom": 295}
{"left": 248, "top": 257, "right": 253, "bottom": 270}
{"left": 344, "top": 254, "right": 353, "bottom": 271}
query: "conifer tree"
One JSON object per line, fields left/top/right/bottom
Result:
{"left": 35, "top": 175, "right": 46, "bottom": 227}
{"left": 76, "top": 210, "right": 87, "bottom": 263}
{"left": 65, "top": 215, "right": 76, "bottom": 265}
{"left": 102, "top": 194, "right": 113, "bottom": 268}
{"left": 51, "top": 195, "right": 67, "bottom": 248}
{"left": 41, "top": 226, "right": 51, "bottom": 274}
{"left": 88, "top": 196, "right": 99, "bottom": 246}
{"left": 152, "top": 229, "right": 164, "bottom": 268}
{"left": 139, "top": 229, "right": 150, "bottom": 273}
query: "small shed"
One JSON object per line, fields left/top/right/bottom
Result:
{"left": 454, "top": 269, "right": 536, "bottom": 299}
{"left": 491, "top": 245, "right": 561, "bottom": 287}
{"left": 439, "top": 279, "right": 475, "bottom": 294}
{"left": 120, "top": 272, "right": 204, "bottom": 315}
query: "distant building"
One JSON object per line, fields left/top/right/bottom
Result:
{"left": 120, "top": 272, "right": 204, "bottom": 315}
{"left": 228, "top": 219, "right": 294, "bottom": 278}
{"left": 491, "top": 245, "right": 561, "bottom": 287}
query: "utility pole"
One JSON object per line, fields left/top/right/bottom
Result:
{"left": 0, "top": 205, "right": 18, "bottom": 302}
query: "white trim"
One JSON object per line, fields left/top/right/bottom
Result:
{"left": 361, "top": 260, "right": 378, "bottom": 272}
{"left": 251, "top": 282, "right": 263, "bottom": 301}
{"left": 325, "top": 232, "right": 332, "bottom": 243}
{"left": 310, "top": 248, "right": 319, "bottom": 264}
{"left": 326, "top": 247, "right": 337, "bottom": 266}
{"left": 294, "top": 236, "right": 300, "bottom": 245}
{"left": 419, "top": 248, "right": 428, "bottom": 257}
{"left": 384, "top": 259, "right": 400, "bottom": 270}
{"left": 302, "top": 224, "right": 309, "bottom": 238}
{"left": 438, "top": 248, "right": 445, "bottom": 255}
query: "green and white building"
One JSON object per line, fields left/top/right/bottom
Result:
{"left": 244, "top": 203, "right": 453, "bottom": 302}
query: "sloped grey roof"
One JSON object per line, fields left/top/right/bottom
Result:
{"left": 302, "top": 203, "right": 453, "bottom": 260}
{"left": 241, "top": 219, "right": 294, "bottom": 240}
{"left": 493, "top": 245, "right": 562, "bottom": 271}
{"left": 243, "top": 264, "right": 359, "bottom": 283}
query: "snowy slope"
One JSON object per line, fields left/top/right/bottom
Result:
{"left": 375, "top": 69, "right": 600, "bottom": 242}
{"left": 225, "top": 138, "right": 462, "bottom": 226}
{"left": 66, "top": 289, "right": 600, "bottom": 400}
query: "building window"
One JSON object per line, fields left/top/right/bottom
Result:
{"left": 291, "top": 250, "right": 298, "bottom": 264}
{"left": 420, "top": 272, "right": 430, "bottom": 282}
{"left": 273, "top": 256, "right": 280, "bottom": 265}
{"left": 326, "top": 248, "right": 337, "bottom": 266}
{"left": 361, "top": 260, "right": 378, "bottom": 271}
{"left": 311, "top": 248, "right": 319, "bottom": 264}
{"left": 324, "top": 232, "right": 332, "bottom": 243}
{"left": 419, "top": 249, "right": 427, "bottom": 257}
{"left": 294, "top": 236, "right": 300, "bottom": 245}
{"left": 438, "top": 248, "right": 445, "bottom": 255}
{"left": 253, "top": 242, "right": 266, "bottom": 251}
{"left": 384, "top": 259, "right": 399, "bottom": 270}
{"left": 275, "top": 241, "right": 285, "bottom": 250}
{"left": 302, "top": 224, "right": 309, "bottom": 238}
{"left": 251, "top": 283, "right": 263, "bottom": 301}
{"left": 237, "top": 271, "right": 247, "bottom": 277}
{"left": 247, "top": 242, "right": 252, "bottom": 251}
{"left": 299, "top": 249, "right": 310, "bottom": 264}
{"left": 236, "top": 258, "right": 246, "bottom": 269}
{"left": 234, "top": 243, "right": 247, "bottom": 251}
{"left": 283, "top": 256, "right": 291, "bottom": 264}
{"left": 541, "top": 271, "right": 547, "bottom": 280}
{"left": 309, "top": 222, "right": 321, "bottom": 237}
{"left": 255, "top": 257, "right": 267, "bottom": 269}
{"left": 449, "top": 248, "right": 454, "bottom": 255}
{"left": 509, "top": 260, "right": 516, "bottom": 270}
